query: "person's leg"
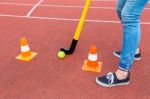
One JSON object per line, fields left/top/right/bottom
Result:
{"left": 96, "top": 0, "right": 149, "bottom": 87}
{"left": 116, "top": 0, "right": 141, "bottom": 59}
{"left": 117, "top": 0, "right": 148, "bottom": 79}
{"left": 119, "top": 0, "right": 149, "bottom": 71}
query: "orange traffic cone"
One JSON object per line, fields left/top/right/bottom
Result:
{"left": 82, "top": 45, "right": 102, "bottom": 72}
{"left": 16, "top": 37, "right": 37, "bottom": 61}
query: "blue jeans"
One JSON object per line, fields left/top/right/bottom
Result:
{"left": 116, "top": 0, "right": 149, "bottom": 71}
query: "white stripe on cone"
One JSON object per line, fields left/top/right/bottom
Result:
{"left": 21, "top": 45, "right": 30, "bottom": 52}
{"left": 88, "top": 53, "right": 97, "bottom": 61}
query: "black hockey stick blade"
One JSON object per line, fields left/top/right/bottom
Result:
{"left": 60, "top": 39, "right": 78, "bottom": 55}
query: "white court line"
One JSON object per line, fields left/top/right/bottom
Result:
{"left": 0, "top": 14, "right": 150, "bottom": 25}
{"left": 0, "top": 14, "right": 120, "bottom": 23}
{"left": 0, "top": 3, "right": 114, "bottom": 9}
{"left": 39, "top": 5, "right": 150, "bottom": 10}
{"left": 0, "top": 2, "right": 33, "bottom": 6}
{"left": 40, "top": 5, "right": 117, "bottom": 9}
{"left": 0, "top": 3, "right": 150, "bottom": 10}
{"left": 26, "top": 0, "right": 44, "bottom": 17}
{"left": 0, "top": 3, "right": 116, "bottom": 9}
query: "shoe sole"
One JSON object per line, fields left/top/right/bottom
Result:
{"left": 96, "top": 77, "right": 129, "bottom": 87}
{"left": 113, "top": 52, "right": 141, "bottom": 61}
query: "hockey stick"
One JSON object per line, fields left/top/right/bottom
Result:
{"left": 60, "top": 0, "right": 91, "bottom": 54}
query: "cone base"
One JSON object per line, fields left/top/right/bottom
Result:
{"left": 16, "top": 52, "right": 37, "bottom": 61}
{"left": 82, "top": 60, "right": 102, "bottom": 73}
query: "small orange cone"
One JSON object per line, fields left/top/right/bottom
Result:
{"left": 16, "top": 37, "right": 37, "bottom": 61}
{"left": 82, "top": 45, "right": 102, "bottom": 72}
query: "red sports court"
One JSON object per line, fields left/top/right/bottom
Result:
{"left": 0, "top": 0, "right": 150, "bottom": 98}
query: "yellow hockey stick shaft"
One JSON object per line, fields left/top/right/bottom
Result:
{"left": 74, "top": 0, "right": 91, "bottom": 40}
